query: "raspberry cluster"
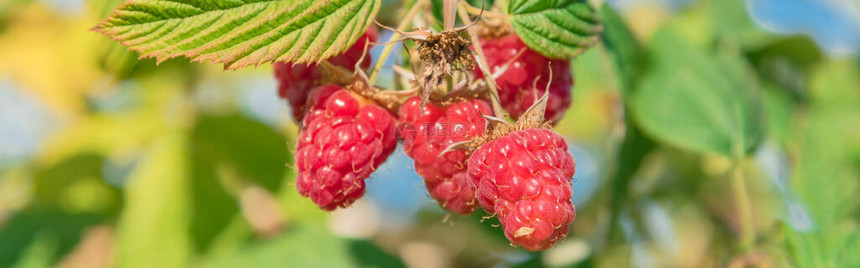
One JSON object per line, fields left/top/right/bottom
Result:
{"left": 295, "top": 85, "right": 397, "bottom": 210}
{"left": 274, "top": 28, "right": 378, "bottom": 121}
{"left": 399, "top": 97, "right": 493, "bottom": 214}
{"left": 276, "top": 24, "right": 581, "bottom": 252}
{"left": 468, "top": 128, "right": 576, "bottom": 251}
{"left": 474, "top": 34, "right": 574, "bottom": 123}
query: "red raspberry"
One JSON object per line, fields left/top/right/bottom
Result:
{"left": 294, "top": 85, "right": 397, "bottom": 210}
{"left": 275, "top": 28, "right": 379, "bottom": 121}
{"left": 399, "top": 97, "right": 493, "bottom": 214}
{"left": 467, "top": 128, "right": 576, "bottom": 251}
{"left": 474, "top": 34, "right": 573, "bottom": 123}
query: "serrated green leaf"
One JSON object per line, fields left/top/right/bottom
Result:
{"left": 631, "top": 29, "right": 762, "bottom": 159}
{"left": 95, "top": 0, "right": 380, "bottom": 70}
{"left": 506, "top": 0, "right": 602, "bottom": 59}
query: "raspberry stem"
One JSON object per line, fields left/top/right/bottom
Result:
{"left": 458, "top": 3, "right": 506, "bottom": 118}
{"left": 731, "top": 161, "right": 755, "bottom": 251}
{"left": 461, "top": 3, "right": 506, "bottom": 20}
{"left": 443, "top": 0, "right": 457, "bottom": 30}
{"left": 368, "top": 0, "right": 427, "bottom": 86}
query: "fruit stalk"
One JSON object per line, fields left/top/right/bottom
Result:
{"left": 443, "top": 0, "right": 457, "bottom": 30}
{"left": 457, "top": 3, "right": 506, "bottom": 118}
{"left": 731, "top": 161, "right": 755, "bottom": 251}
{"left": 368, "top": 0, "right": 428, "bottom": 86}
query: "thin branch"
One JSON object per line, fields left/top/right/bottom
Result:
{"left": 731, "top": 161, "right": 756, "bottom": 251}
{"left": 368, "top": 0, "right": 428, "bottom": 86}
{"left": 458, "top": 2, "right": 506, "bottom": 118}
{"left": 443, "top": 0, "right": 457, "bottom": 30}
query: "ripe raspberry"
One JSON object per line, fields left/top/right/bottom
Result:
{"left": 275, "top": 28, "right": 379, "bottom": 121}
{"left": 399, "top": 97, "right": 493, "bottom": 214}
{"left": 294, "top": 85, "right": 397, "bottom": 210}
{"left": 467, "top": 128, "right": 576, "bottom": 251}
{"left": 473, "top": 34, "right": 573, "bottom": 123}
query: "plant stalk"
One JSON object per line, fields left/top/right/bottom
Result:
{"left": 457, "top": 2, "right": 506, "bottom": 118}
{"left": 731, "top": 161, "right": 755, "bottom": 251}
{"left": 443, "top": 0, "right": 457, "bottom": 30}
{"left": 368, "top": 0, "right": 427, "bottom": 86}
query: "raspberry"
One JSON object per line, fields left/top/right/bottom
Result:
{"left": 275, "top": 28, "right": 379, "bottom": 121}
{"left": 474, "top": 34, "right": 573, "bottom": 123}
{"left": 467, "top": 128, "right": 576, "bottom": 251}
{"left": 399, "top": 97, "right": 493, "bottom": 214}
{"left": 294, "top": 85, "right": 397, "bottom": 210}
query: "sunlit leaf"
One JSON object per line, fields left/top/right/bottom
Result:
{"left": 37, "top": 111, "right": 163, "bottom": 166}
{"left": 114, "top": 131, "right": 191, "bottom": 268}
{"left": 808, "top": 59, "right": 860, "bottom": 108}
{"left": 94, "top": 0, "right": 381, "bottom": 70}
{"left": 784, "top": 107, "right": 860, "bottom": 267}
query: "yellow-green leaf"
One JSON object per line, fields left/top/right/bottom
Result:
{"left": 114, "top": 131, "right": 191, "bottom": 268}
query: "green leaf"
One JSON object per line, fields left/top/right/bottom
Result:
{"left": 631, "top": 29, "right": 762, "bottom": 159}
{"left": 599, "top": 4, "right": 643, "bottom": 98}
{"left": 95, "top": 0, "right": 381, "bottom": 70}
{"left": 114, "top": 131, "right": 192, "bottom": 268}
{"left": 707, "top": 0, "right": 773, "bottom": 48}
{"left": 808, "top": 59, "right": 860, "bottom": 108}
{"left": 784, "top": 107, "right": 860, "bottom": 267}
{"left": 188, "top": 148, "right": 242, "bottom": 253}
{"left": 506, "top": 0, "right": 602, "bottom": 59}
{"left": 599, "top": 4, "right": 657, "bottom": 245}
{"left": 747, "top": 36, "right": 822, "bottom": 102}
{"left": 192, "top": 115, "right": 290, "bottom": 191}
{"left": 11, "top": 232, "right": 56, "bottom": 268}
{"left": 0, "top": 211, "right": 101, "bottom": 267}
{"left": 32, "top": 154, "right": 123, "bottom": 215}
{"left": 198, "top": 225, "right": 405, "bottom": 267}
{"left": 188, "top": 114, "right": 289, "bottom": 252}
